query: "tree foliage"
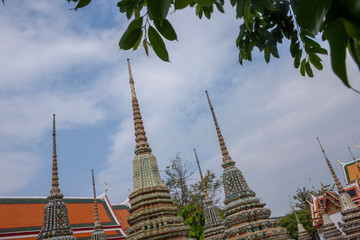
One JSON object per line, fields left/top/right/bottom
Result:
{"left": 68, "top": 0, "right": 360, "bottom": 92}
{"left": 179, "top": 204, "right": 205, "bottom": 240}
{"left": 163, "top": 152, "right": 194, "bottom": 209}
{"left": 279, "top": 210, "right": 316, "bottom": 239}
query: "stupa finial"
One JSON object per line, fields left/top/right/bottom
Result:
{"left": 289, "top": 201, "right": 301, "bottom": 223}
{"left": 92, "top": 169, "right": 102, "bottom": 230}
{"left": 127, "top": 59, "right": 151, "bottom": 154}
{"left": 194, "top": 149, "right": 211, "bottom": 204}
{"left": 205, "top": 91, "right": 230, "bottom": 162}
{"left": 49, "top": 114, "right": 62, "bottom": 198}
{"left": 316, "top": 137, "right": 344, "bottom": 192}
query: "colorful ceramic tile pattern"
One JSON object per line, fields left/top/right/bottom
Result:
{"left": 206, "top": 91, "right": 288, "bottom": 240}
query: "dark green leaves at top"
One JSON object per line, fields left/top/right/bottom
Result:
{"left": 291, "top": 0, "right": 331, "bottom": 37}
{"left": 324, "top": 19, "right": 350, "bottom": 88}
{"left": 148, "top": 26, "right": 170, "bottom": 61}
{"left": 175, "top": 0, "right": 193, "bottom": 9}
{"left": 119, "top": 17, "right": 143, "bottom": 50}
{"left": 147, "top": 0, "right": 170, "bottom": 20}
{"left": 75, "top": 0, "right": 92, "bottom": 9}
{"left": 154, "top": 19, "right": 178, "bottom": 41}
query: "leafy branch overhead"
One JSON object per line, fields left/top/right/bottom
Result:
{"left": 70, "top": 0, "right": 360, "bottom": 92}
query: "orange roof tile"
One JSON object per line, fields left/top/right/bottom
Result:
{"left": 113, "top": 209, "right": 130, "bottom": 230}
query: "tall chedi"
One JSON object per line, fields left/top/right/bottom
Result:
{"left": 91, "top": 169, "right": 107, "bottom": 240}
{"left": 37, "top": 114, "right": 76, "bottom": 240}
{"left": 317, "top": 137, "right": 360, "bottom": 239}
{"left": 289, "top": 201, "right": 311, "bottom": 240}
{"left": 125, "top": 59, "right": 190, "bottom": 239}
{"left": 205, "top": 91, "right": 287, "bottom": 239}
{"left": 193, "top": 149, "right": 226, "bottom": 240}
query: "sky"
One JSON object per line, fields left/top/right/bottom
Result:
{"left": 0, "top": 0, "right": 359, "bottom": 217}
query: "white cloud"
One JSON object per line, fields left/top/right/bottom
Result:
{"left": 0, "top": 0, "right": 359, "bottom": 219}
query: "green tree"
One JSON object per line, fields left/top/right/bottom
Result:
{"left": 279, "top": 210, "right": 317, "bottom": 239}
{"left": 69, "top": 0, "right": 360, "bottom": 92}
{"left": 179, "top": 204, "right": 205, "bottom": 240}
{"left": 163, "top": 153, "right": 194, "bottom": 209}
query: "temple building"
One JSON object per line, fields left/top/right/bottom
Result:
{"left": 194, "top": 149, "right": 226, "bottom": 240}
{"left": 37, "top": 114, "right": 77, "bottom": 240}
{"left": 0, "top": 115, "right": 129, "bottom": 240}
{"left": 317, "top": 197, "right": 347, "bottom": 240}
{"left": 317, "top": 138, "right": 360, "bottom": 239}
{"left": 125, "top": 59, "right": 190, "bottom": 239}
{"left": 205, "top": 91, "right": 288, "bottom": 239}
{"left": 289, "top": 202, "right": 311, "bottom": 240}
{"left": 0, "top": 194, "right": 128, "bottom": 240}
{"left": 91, "top": 170, "right": 107, "bottom": 240}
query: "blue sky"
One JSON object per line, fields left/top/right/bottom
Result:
{"left": 0, "top": 0, "right": 360, "bottom": 217}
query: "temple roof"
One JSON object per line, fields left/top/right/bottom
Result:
{"left": 0, "top": 194, "right": 127, "bottom": 240}
{"left": 338, "top": 158, "right": 360, "bottom": 184}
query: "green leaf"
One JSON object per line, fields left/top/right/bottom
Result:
{"left": 230, "top": 0, "right": 236, "bottom": 7}
{"left": 119, "top": 17, "right": 143, "bottom": 50}
{"left": 75, "top": 0, "right": 91, "bottom": 9}
{"left": 148, "top": 26, "right": 170, "bottom": 61}
{"left": 348, "top": 37, "right": 360, "bottom": 70}
{"left": 175, "top": 0, "right": 192, "bottom": 9}
{"left": 147, "top": 0, "right": 170, "bottom": 20}
{"left": 119, "top": 28, "right": 142, "bottom": 50}
{"left": 324, "top": 19, "right": 350, "bottom": 88}
{"left": 264, "top": 45, "right": 270, "bottom": 63}
{"left": 154, "top": 19, "right": 178, "bottom": 41}
{"left": 309, "top": 52, "right": 323, "bottom": 70}
{"left": 269, "top": 43, "right": 279, "bottom": 58}
{"left": 305, "top": 61, "right": 314, "bottom": 77}
{"left": 133, "top": 30, "right": 143, "bottom": 50}
{"left": 195, "top": 0, "right": 215, "bottom": 6}
{"left": 311, "top": 47, "right": 327, "bottom": 55}
{"left": 300, "top": 58, "right": 306, "bottom": 76}
{"left": 215, "top": 1, "right": 225, "bottom": 13}
{"left": 302, "top": 36, "right": 321, "bottom": 49}
{"left": 294, "top": 49, "right": 302, "bottom": 68}
{"left": 243, "top": 0, "right": 251, "bottom": 30}
{"left": 236, "top": 0, "right": 245, "bottom": 18}
{"left": 291, "top": 0, "right": 331, "bottom": 36}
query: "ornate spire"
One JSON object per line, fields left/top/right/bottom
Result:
{"left": 205, "top": 91, "right": 288, "bottom": 239}
{"left": 316, "top": 137, "right": 344, "bottom": 192}
{"left": 205, "top": 91, "right": 232, "bottom": 164}
{"left": 37, "top": 115, "right": 75, "bottom": 240}
{"left": 125, "top": 59, "right": 189, "bottom": 239}
{"left": 50, "top": 114, "right": 62, "bottom": 199}
{"left": 194, "top": 148, "right": 226, "bottom": 239}
{"left": 127, "top": 58, "right": 151, "bottom": 155}
{"left": 91, "top": 170, "right": 106, "bottom": 240}
{"left": 290, "top": 201, "right": 311, "bottom": 240}
{"left": 194, "top": 148, "right": 211, "bottom": 205}
{"left": 92, "top": 170, "right": 102, "bottom": 230}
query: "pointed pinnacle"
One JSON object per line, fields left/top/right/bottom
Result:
{"left": 50, "top": 114, "right": 62, "bottom": 198}
{"left": 205, "top": 91, "right": 230, "bottom": 161}
{"left": 316, "top": 137, "right": 344, "bottom": 192}
{"left": 194, "top": 149, "right": 212, "bottom": 205}
{"left": 92, "top": 169, "right": 102, "bottom": 230}
{"left": 289, "top": 201, "right": 300, "bottom": 224}
{"left": 127, "top": 59, "right": 151, "bottom": 154}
